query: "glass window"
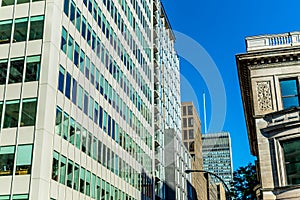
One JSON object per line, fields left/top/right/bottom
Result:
{"left": 20, "top": 98, "right": 37, "bottom": 126}
{"left": 184, "top": 130, "right": 187, "bottom": 140}
{"left": 84, "top": 92, "right": 88, "bottom": 115}
{"left": 0, "top": 102, "right": 3, "bottom": 126}
{"left": 52, "top": 151, "right": 59, "bottom": 181}
{"left": 58, "top": 65, "right": 65, "bottom": 92}
{"left": 61, "top": 27, "right": 67, "bottom": 53}
{"left": 12, "top": 194, "right": 29, "bottom": 200}
{"left": 95, "top": 69, "right": 100, "bottom": 90}
{"left": 15, "top": 145, "right": 33, "bottom": 175}
{"left": 93, "top": 136, "right": 97, "bottom": 160}
{"left": 86, "top": 170, "right": 91, "bottom": 196}
{"left": 76, "top": 8, "right": 81, "bottom": 32}
{"left": 91, "top": 174, "right": 96, "bottom": 198}
{"left": 72, "top": 79, "right": 77, "bottom": 104}
{"left": 106, "top": 148, "right": 110, "bottom": 170}
{"left": 13, "top": 18, "right": 28, "bottom": 42}
{"left": 74, "top": 42, "right": 79, "bottom": 67}
{"left": 9, "top": 57, "right": 24, "bottom": 84}
{"left": 70, "top": 1, "right": 76, "bottom": 24}
{"left": 29, "top": 16, "right": 44, "bottom": 40}
{"left": 90, "top": 63, "right": 95, "bottom": 85}
{"left": 4, "top": 99, "right": 20, "bottom": 128}
{"left": 25, "top": 55, "right": 40, "bottom": 82}
{"left": 0, "top": 59, "right": 8, "bottom": 84}
{"left": 87, "top": 132, "right": 92, "bottom": 157}
{"left": 89, "top": 97, "right": 93, "bottom": 119}
{"left": 87, "top": 25, "right": 91, "bottom": 46}
{"left": 102, "top": 144, "right": 106, "bottom": 167}
{"left": 100, "top": 74, "right": 104, "bottom": 95}
{"left": 282, "top": 138, "right": 300, "bottom": 185}
{"left": 99, "top": 105, "right": 103, "bottom": 128}
{"left": 96, "top": 37, "right": 100, "bottom": 56}
{"left": 103, "top": 111, "right": 107, "bottom": 132}
{"left": 107, "top": 115, "right": 111, "bottom": 136}
{"left": 59, "top": 155, "right": 67, "bottom": 184}
{"left": 85, "top": 56, "right": 90, "bottom": 80}
{"left": 94, "top": 101, "right": 98, "bottom": 124}
{"left": 97, "top": 140, "right": 101, "bottom": 164}
{"left": 75, "top": 122, "right": 81, "bottom": 149}
{"left": 182, "top": 118, "right": 187, "bottom": 128}
{"left": 0, "top": 20, "right": 12, "bottom": 43}
{"left": 63, "top": 112, "right": 69, "bottom": 140}
{"left": 80, "top": 167, "right": 85, "bottom": 193}
{"left": 280, "top": 78, "right": 299, "bottom": 109}
{"left": 78, "top": 85, "right": 83, "bottom": 109}
{"left": 188, "top": 117, "right": 194, "bottom": 127}
{"left": 65, "top": 72, "right": 71, "bottom": 99}
{"left": 16, "top": 0, "right": 28, "bottom": 3}
{"left": 81, "top": 17, "right": 87, "bottom": 39}
{"left": 80, "top": 50, "right": 85, "bottom": 73}
{"left": 1, "top": 0, "right": 14, "bottom": 6}
{"left": 69, "top": 118, "right": 75, "bottom": 145}
{"left": 0, "top": 146, "right": 15, "bottom": 176}
{"left": 92, "top": 31, "right": 96, "bottom": 51}
{"left": 73, "top": 163, "right": 80, "bottom": 191}
{"left": 81, "top": 128, "right": 87, "bottom": 153}
{"left": 55, "top": 107, "right": 63, "bottom": 136}
{"left": 67, "top": 35, "right": 74, "bottom": 61}
{"left": 189, "top": 129, "right": 194, "bottom": 139}
{"left": 88, "top": 0, "right": 92, "bottom": 12}
{"left": 63, "top": 0, "right": 69, "bottom": 16}
{"left": 188, "top": 106, "right": 193, "bottom": 115}
{"left": 66, "top": 160, "right": 73, "bottom": 188}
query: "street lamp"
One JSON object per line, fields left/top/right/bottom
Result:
{"left": 185, "top": 169, "right": 231, "bottom": 200}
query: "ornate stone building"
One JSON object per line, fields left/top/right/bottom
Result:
{"left": 237, "top": 32, "right": 300, "bottom": 199}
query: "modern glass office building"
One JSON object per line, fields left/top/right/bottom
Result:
{"left": 153, "top": 1, "right": 191, "bottom": 199}
{"left": 0, "top": 0, "right": 154, "bottom": 199}
{"left": 202, "top": 132, "right": 233, "bottom": 188}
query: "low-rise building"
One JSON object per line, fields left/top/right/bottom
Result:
{"left": 237, "top": 31, "right": 300, "bottom": 199}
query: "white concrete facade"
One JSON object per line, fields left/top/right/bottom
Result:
{"left": 0, "top": 0, "right": 154, "bottom": 199}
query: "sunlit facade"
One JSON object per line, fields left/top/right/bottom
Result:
{"left": 153, "top": 1, "right": 191, "bottom": 199}
{"left": 0, "top": 0, "right": 154, "bottom": 199}
{"left": 237, "top": 32, "right": 300, "bottom": 199}
{"left": 181, "top": 102, "right": 207, "bottom": 200}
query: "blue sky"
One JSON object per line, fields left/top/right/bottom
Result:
{"left": 161, "top": 0, "right": 300, "bottom": 169}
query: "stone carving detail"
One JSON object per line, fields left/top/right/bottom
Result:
{"left": 257, "top": 81, "right": 273, "bottom": 112}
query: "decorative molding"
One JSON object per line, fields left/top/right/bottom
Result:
{"left": 257, "top": 81, "right": 273, "bottom": 112}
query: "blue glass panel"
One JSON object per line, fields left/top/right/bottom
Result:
{"left": 112, "top": 119, "right": 115, "bottom": 140}
{"left": 65, "top": 72, "right": 71, "bottom": 99}
{"left": 64, "top": 0, "right": 70, "bottom": 16}
{"left": 99, "top": 106, "right": 103, "bottom": 128}
{"left": 81, "top": 17, "right": 86, "bottom": 39}
{"left": 282, "top": 97, "right": 299, "bottom": 109}
{"left": 280, "top": 79, "right": 298, "bottom": 96}
{"left": 72, "top": 79, "right": 77, "bottom": 104}
{"left": 70, "top": 1, "right": 76, "bottom": 24}
{"left": 58, "top": 66, "right": 65, "bottom": 92}
{"left": 84, "top": 92, "right": 88, "bottom": 115}
{"left": 107, "top": 115, "right": 111, "bottom": 136}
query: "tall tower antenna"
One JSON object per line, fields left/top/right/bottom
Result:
{"left": 203, "top": 92, "right": 207, "bottom": 134}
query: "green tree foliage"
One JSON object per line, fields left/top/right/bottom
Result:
{"left": 230, "top": 162, "right": 258, "bottom": 200}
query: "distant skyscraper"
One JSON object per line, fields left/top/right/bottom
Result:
{"left": 202, "top": 132, "right": 233, "bottom": 188}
